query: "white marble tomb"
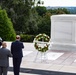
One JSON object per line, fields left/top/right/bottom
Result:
{"left": 50, "top": 14, "right": 76, "bottom": 51}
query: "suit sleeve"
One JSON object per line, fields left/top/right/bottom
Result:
{"left": 11, "top": 43, "right": 13, "bottom": 54}
{"left": 22, "top": 43, "right": 24, "bottom": 48}
{"left": 8, "top": 50, "right": 12, "bottom": 57}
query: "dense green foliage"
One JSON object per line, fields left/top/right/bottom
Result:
{"left": 35, "top": 6, "right": 47, "bottom": 16}
{"left": 48, "top": 8, "right": 70, "bottom": 15}
{"left": 38, "top": 12, "right": 51, "bottom": 35}
{"left": 20, "top": 34, "right": 35, "bottom": 42}
{"left": 1, "top": 0, "right": 32, "bottom": 33}
{"left": 0, "top": 9, "right": 16, "bottom": 41}
{"left": 0, "top": 0, "right": 72, "bottom": 41}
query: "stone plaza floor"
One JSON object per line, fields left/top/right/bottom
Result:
{"left": 6, "top": 42, "right": 76, "bottom": 75}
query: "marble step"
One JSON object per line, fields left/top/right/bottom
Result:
{"left": 49, "top": 43, "right": 76, "bottom": 51}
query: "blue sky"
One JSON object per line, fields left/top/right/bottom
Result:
{"left": 42, "top": 0, "right": 76, "bottom": 7}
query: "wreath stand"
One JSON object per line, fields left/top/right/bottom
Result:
{"left": 34, "top": 51, "right": 47, "bottom": 63}
{"left": 34, "top": 41, "right": 48, "bottom": 63}
{"left": 33, "top": 33, "right": 50, "bottom": 63}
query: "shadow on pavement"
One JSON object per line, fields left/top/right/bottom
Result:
{"left": 9, "top": 67, "right": 76, "bottom": 75}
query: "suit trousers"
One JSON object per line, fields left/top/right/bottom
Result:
{"left": 0, "top": 67, "right": 8, "bottom": 75}
{"left": 13, "top": 58, "right": 22, "bottom": 75}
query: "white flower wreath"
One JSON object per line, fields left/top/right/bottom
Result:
{"left": 33, "top": 33, "right": 50, "bottom": 52}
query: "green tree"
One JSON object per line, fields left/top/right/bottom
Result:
{"left": 0, "top": 9, "right": 16, "bottom": 41}
{"left": 56, "top": 8, "right": 70, "bottom": 14}
{"left": 35, "top": 6, "right": 47, "bottom": 16}
{"left": 48, "top": 8, "right": 70, "bottom": 15}
{"left": 38, "top": 12, "right": 51, "bottom": 36}
{"left": 0, "top": 0, "right": 40, "bottom": 34}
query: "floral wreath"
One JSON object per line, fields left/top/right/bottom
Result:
{"left": 33, "top": 33, "right": 50, "bottom": 52}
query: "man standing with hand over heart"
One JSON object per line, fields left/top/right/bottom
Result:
{"left": 11, "top": 35, "right": 24, "bottom": 75}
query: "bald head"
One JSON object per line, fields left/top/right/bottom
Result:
{"left": 2, "top": 42, "right": 7, "bottom": 48}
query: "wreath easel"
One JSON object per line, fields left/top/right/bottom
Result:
{"left": 33, "top": 33, "right": 50, "bottom": 62}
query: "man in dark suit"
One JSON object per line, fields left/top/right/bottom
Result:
{"left": 11, "top": 35, "right": 24, "bottom": 75}
{"left": 0, "top": 42, "right": 12, "bottom": 75}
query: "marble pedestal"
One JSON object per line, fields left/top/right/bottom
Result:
{"left": 50, "top": 14, "right": 76, "bottom": 51}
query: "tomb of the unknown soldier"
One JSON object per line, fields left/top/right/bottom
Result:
{"left": 50, "top": 14, "right": 76, "bottom": 51}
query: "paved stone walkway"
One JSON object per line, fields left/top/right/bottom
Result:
{"left": 5, "top": 42, "right": 76, "bottom": 75}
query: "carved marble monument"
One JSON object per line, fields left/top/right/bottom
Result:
{"left": 50, "top": 14, "right": 76, "bottom": 51}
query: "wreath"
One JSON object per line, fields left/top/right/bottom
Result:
{"left": 33, "top": 33, "right": 50, "bottom": 52}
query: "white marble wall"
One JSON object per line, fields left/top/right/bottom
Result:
{"left": 50, "top": 14, "right": 76, "bottom": 51}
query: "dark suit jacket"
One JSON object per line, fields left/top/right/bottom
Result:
{"left": 0, "top": 47, "right": 12, "bottom": 67}
{"left": 11, "top": 41, "right": 24, "bottom": 58}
